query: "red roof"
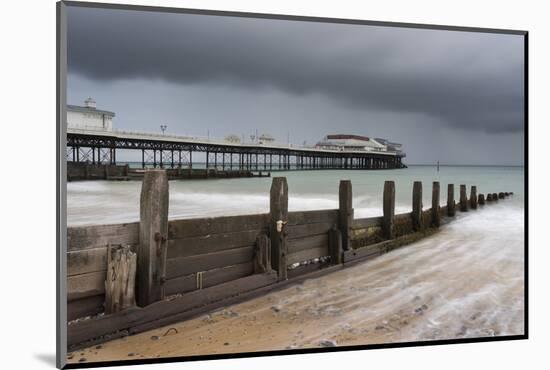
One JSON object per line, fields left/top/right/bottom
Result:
{"left": 326, "top": 134, "right": 370, "bottom": 141}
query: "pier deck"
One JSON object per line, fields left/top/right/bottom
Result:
{"left": 66, "top": 128, "right": 406, "bottom": 170}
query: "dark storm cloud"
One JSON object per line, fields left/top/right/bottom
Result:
{"left": 67, "top": 6, "right": 524, "bottom": 133}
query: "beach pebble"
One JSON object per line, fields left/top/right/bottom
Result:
{"left": 78, "top": 358, "right": 87, "bottom": 362}
{"left": 128, "top": 352, "right": 135, "bottom": 357}
{"left": 271, "top": 305, "right": 282, "bottom": 313}
{"left": 95, "top": 345, "right": 102, "bottom": 349}
{"left": 151, "top": 335, "right": 159, "bottom": 341}
{"left": 319, "top": 339, "right": 338, "bottom": 347}
{"left": 224, "top": 342, "right": 229, "bottom": 346}
{"left": 414, "top": 304, "right": 428, "bottom": 314}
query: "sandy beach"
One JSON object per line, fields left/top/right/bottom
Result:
{"left": 67, "top": 209, "right": 524, "bottom": 364}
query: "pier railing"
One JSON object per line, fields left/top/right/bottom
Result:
{"left": 66, "top": 171, "right": 513, "bottom": 349}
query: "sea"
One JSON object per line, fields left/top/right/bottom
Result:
{"left": 67, "top": 165, "right": 525, "bottom": 338}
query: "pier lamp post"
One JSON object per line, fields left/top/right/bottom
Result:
{"left": 160, "top": 124, "right": 167, "bottom": 135}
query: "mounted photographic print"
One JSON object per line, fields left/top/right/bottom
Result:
{"left": 56, "top": 1, "right": 527, "bottom": 368}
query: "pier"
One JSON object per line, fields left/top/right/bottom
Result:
{"left": 66, "top": 128, "right": 406, "bottom": 171}
{"left": 66, "top": 170, "right": 512, "bottom": 350}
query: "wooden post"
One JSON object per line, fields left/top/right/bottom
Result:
{"left": 137, "top": 170, "right": 169, "bottom": 307}
{"left": 487, "top": 193, "right": 493, "bottom": 201}
{"left": 499, "top": 192, "right": 505, "bottom": 199}
{"left": 478, "top": 193, "right": 485, "bottom": 205}
{"left": 470, "top": 186, "right": 478, "bottom": 209}
{"left": 492, "top": 192, "right": 498, "bottom": 201}
{"left": 447, "top": 184, "right": 456, "bottom": 216}
{"left": 339, "top": 180, "right": 353, "bottom": 250}
{"left": 105, "top": 245, "right": 137, "bottom": 314}
{"left": 270, "top": 177, "right": 288, "bottom": 280}
{"left": 383, "top": 181, "right": 395, "bottom": 239}
{"left": 328, "top": 226, "right": 343, "bottom": 265}
{"left": 254, "top": 234, "right": 271, "bottom": 274}
{"left": 460, "top": 184, "right": 468, "bottom": 212}
{"left": 432, "top": 181, "right": 440, "bottom": 227}
{"left": 412, "top": 181, "right": 423, "bottom": 231}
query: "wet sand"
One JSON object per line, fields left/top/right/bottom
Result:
{"left": 67, "top": 205, "right": 524, "bottom": 364}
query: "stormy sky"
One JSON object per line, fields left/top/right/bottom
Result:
{"left": 66, "top": 5, "right": 525, "bottom": 165}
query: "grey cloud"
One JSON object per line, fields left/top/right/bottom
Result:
{"left": 67, "top": 6, "right": 524, "bottom": 133}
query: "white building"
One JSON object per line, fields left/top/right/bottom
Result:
{"left": 258, "top": 134, "right": 275, "bottom": 145}
{"left": 67, "top": 98, "right": 115, "bottom": 131}
{"left": 316, "top": 134, "right": 389, "bottom": 152}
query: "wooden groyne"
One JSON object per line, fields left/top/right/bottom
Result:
{"left": 66, "top": 171, "right": 513, "bottom": 350}
{"left": 67, "top": 162, "right": 270, "bottom": 181}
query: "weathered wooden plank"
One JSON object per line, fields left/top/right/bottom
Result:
{"left": 287, "top": 234, "right": 329, "bottom": 254}
{"left": 167, "top": 229, "right": 262, "bottom": 259}
{"left": 67, "top": 247, "right": 108, "bottom": 276}
{"left": 344, "top": 240, "right": 390, "bottom": 263}
{"left": 254, "top": 234, "right": 271, "bottom": 274}
{"left": 447, "top": 184, "right": 456, "bottom": 216}
{"left": 287, "top": 209, "right": 339, "bottom": 226}
{"left": 412, "top": 181, "right": 423, "bottom": 231}
{"left": 67, "top": 271, "right": 106, "bottom": 301}
{"left": 270, "top": 177, "right": 289, "bottom": 280}
{"left": 67, "top": 222, "right": 139, "bottom": 251}
{"left": 394, "top": 213, "right": 412, "bottom": 222}
{"left": 286, "top": 222, "right": 334, "bottom": 239}
{"left": 470, "top": 186, "right": 478, "bottom": 209}
{"left": 164, "top": 262, "right": 254, "bottom": 295}
{"left": 460, "top": 184, "right": 468, "bottom": 212}
{"left": 394, "top": 212, "right": 414, "bottom": 237}
{"left": 67, "top": 295, "right": 104, "bottom": 321}
{"left": 478, "top": 193, "right": 485, "bottom": 205}
{"left": 165, "top": 245, "right": 254, "bottom": 279}
{"left": 432, "top": 182, "right": 440, "bottom": 227}
{"left": 287, "top": 245, "right": 329, "bottom": 265}
{"left": 105, "top": 245, "right": 136, "bottom": 314}
{"left": 351, "top": 225, "right": 384, "bottom": 248}
{"left": 127, "top": 271, "right": 278, "bottom": 337}
{"left": 351, "top": 217, "right": 383, "bottom": 230}
{"left": 67, "top": 272, "right": 278, "bottom": 347}
{"left": 383, "top": 181, "right": 396, "bottom": 239}
{"left": 168, "top": 213, "right": 269, "bottom": 239}
{"left": 329, "top": 227, "right": 343, "bottom": 265}
{"left": 137, "top": 170, "right": 169, "bottom": 307}
{"left": 339, "top": 180, "right": 353, "bottom": 250}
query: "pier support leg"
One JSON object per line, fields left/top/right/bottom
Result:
{"left": 383, "top": 181, "right": 395, "bottom": 239}
{"left": 270, "top": 177, "right": 288, "bottom": 280}
{"left": 137, "top": 170, "right": 169, "bottom": 307}
{"left": 339, "top": 180, "right": 353, "bottom": 250}
{"left": 412, "top": 181, "right": 423, "bottom": 231}
{"left": 460, "top": 184, "right": 468, "bottom": 212}
{"left": 432, "top": 182, "right": 440, "bottom": 227}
